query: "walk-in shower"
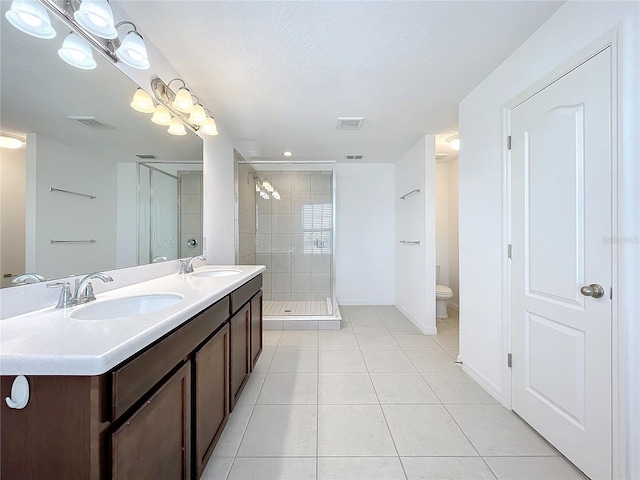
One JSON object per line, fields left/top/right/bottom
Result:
{"left": 236, "top": 161, "right": 340, "bottom": 328}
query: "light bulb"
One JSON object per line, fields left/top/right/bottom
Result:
{"left": 116, "top": 31, "right": 150, "bottom": 70}
{"left": 199, "top": 116, "right": 218, "bottom": 136}
{"left": 74, "top": 0, "right": 117, "bottom": 39}
{"left": 130, "top": 88, "right": 155, "bottom": 113}
{"left": 0, "top": 135, "right": 25, "bottom": 149}
{"left": 5, "top": 0, "right": 56, "bottom": 39}
{"left": 168, "top": 117, "right": 187, "bottom": 136}
{"left": 189, "top": 104, "right": 207, "bottom": 125}
{"left": 172, "top": 87, "right": 194, "bottom": 113}
{"left": 151, "top": 105, "right": 172, "bottom": 125}
{"left": 58, "top": 33, "right": 97, "bottom": 70}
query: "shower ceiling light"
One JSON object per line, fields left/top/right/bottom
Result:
{"left": 0, "top": 134, "right": 25, "bottom": 149}
{"left": 5, "top": 0, "right": 56, "bottom": 39}
{"left": 446, "top": 134, "right": 460, "bottom": 151}
{"left": 283, "top": 151, "right": 293, "bottom": 157}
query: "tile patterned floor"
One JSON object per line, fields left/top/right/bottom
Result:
{"left": 202, "top": 306, "right": 587, "bottom": 480}
{"left": 264, "top": 300, "right": 329, "bottom": 316}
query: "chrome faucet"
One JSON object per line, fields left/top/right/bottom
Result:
{"left": 73, "top": 272, "right": 114, "bottom": 304}
{"left": 179, "top": 255, "right": 206, "bottom": 274}
{"left": 12, "top": 273, "right": 45, "bottom": 285}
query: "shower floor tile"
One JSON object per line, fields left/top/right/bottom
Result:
{"left": 264, "top": 300, "right": 328, "bottom": 316}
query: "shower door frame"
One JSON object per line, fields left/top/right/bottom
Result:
{"left": 234, "top": 160, "right": 338, "bottom": 318}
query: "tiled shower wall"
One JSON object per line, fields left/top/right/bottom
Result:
{"left": 178, "top": 171, "right": 203, "bottom": 258}
{"left": 239, "top": 169, "right": 333, "bottom": 302}
{"left": 237, "top": 164, "right": 257, "bottom": 265}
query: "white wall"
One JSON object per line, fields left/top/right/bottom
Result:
{"left": 395, "top": 135, "right": 436, "bottom": 334}
{"left": 335, "top": 163, "right": 395, "bottom": 305}
{"left": 458, "top": 2, "right": 639, "bottom": 477}
{"left": 115, "top": 163, "right": 137, "bottom": 268}
{"left": 27, "top": 134, "right": 117, "bottom": 279}
{"left": 0, "top": 148, "right": 26, "bottom": 288}
{"left": 435, "top": 159, "right": 459, "bottom": 306}
{"left": 202, "top": 135, "right": 238, "bottom": 264}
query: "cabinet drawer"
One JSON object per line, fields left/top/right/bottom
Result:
{"left": 112, "top": 297, "right": 229, "bottom": 420}
{"left": 229, "top": 275, "right": 262, "bottom": 314}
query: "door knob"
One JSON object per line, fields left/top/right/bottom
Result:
{"left": 580, "top": 284, "right": 605, "bottom": 298}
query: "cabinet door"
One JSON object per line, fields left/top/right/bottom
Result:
{"left": 112, "top": 362, "right": 191, "bottom": 480}
{"left": 229, "top": 304, "right": 250, "bottom": 410}
{"left": 250, "top": 291, "right": 263, "bottom": 371}
{"left": 195, "top": 324, "right": 229, "bottom": 477}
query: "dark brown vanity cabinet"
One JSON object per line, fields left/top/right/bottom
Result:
{"left": 0, "top": 274, "right": 263, "bottom": 480}
{"left": 250, "top": 291, "right": 263, "bottom": 370}
{"left": 111, "top": 362, "right": 191, "bottom": 480}
{"left": 229, "top": 303, "right": 251, "bottom": 410}
{"left": 194, "top": 323, "right": 230, "bottom": 478}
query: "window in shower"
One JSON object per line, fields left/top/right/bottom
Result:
{"left": 237, "top": 163, "right": 335, "bottom": 317}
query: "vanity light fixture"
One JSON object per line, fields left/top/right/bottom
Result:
{"left": 446, "top": 134, "right": 460, "bottom": 151}
{"left": 151, "top": 104, "right": 173, "bottom": 125}
{"left": 0, "top": 134, "right": 25, "bottom": 150}
{"left": 73, "top": 0, "right": 117, "bottom": 39}
{"left": 5, "top": 0, "right": 56, "bottom": 39}
{"left": 114, "top": 21, "right": 149, "bottom": 70}
{"left": 167, "top": 79, "right": 194, "bottom": 113}
{"left": 199, "top": 114, "right": 219, "bottom": 136}
{"left": 58, "top": 32, "right": 97, "bottom": 70}
{"left": 188, "top": 102, "right": 207, "bottom": 126}
{"left": 167, "top": 117, "right": 187, "bottom": 136}
{"left": 130, "top": 88, "right": 155, "bottom": 113}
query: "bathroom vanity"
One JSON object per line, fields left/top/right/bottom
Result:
{"left": 0, "top": 267, "right": 264, "bottom": 480}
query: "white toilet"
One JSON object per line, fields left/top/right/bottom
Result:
{"left": 436, "top": 266, "right": 454, "bottom": 319}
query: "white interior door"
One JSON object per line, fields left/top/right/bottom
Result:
{"left": 511, "top": 48, "right": 612, "bottom": 480}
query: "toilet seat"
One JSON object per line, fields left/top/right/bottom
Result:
{"left": 436, "top": 284, "right": 453, "bottom": 296}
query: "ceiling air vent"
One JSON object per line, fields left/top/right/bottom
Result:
{"left": 345, "top": 154, "right": 364, "bottom": 160}
{"left": 337, "top": 117, "right": 364, "bottom": 130}
{"left": 68, "top": 116, "right": 115, "bottom": 129}
{"left": 136, "top": 154, "right": 158, "bottom": 159}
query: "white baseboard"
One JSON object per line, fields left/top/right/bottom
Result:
{"left": 460, "top": 360, "right": 504, "bottom": 404}
{"left": 337, "top": 299, "right": 395, "bottom": 306}
{"left": 394, "top": 304, "right": 438, "bottom": 335}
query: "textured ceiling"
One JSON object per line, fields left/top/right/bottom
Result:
{"left": 120, "top": 1, "right": 564, "bottom": 163}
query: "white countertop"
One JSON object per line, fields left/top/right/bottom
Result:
{"left": 0, "top": 265, "right": 265, "bottom": 376}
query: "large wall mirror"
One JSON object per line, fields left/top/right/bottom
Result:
{"left": 0, "top": 2, "right": 203, "bottom": 288}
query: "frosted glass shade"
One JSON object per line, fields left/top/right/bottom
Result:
{"left": 116, "top": 31, "right": 150, "bottom": 70}
{"left": 130, "top": 88, "right": 155, "bottom": 113}
{"left": 74, "top": 0, "right": 117, "bottom": 39}
{"left": 199, "top": 116, "right": 218, "bottom": 136}
{"left": 151, "top": 105, "right": 172, "bottom": 125}
{"left": 58, "top": 33, "right": 97, "bottom": 70}
{"left": 188, "top": 104, "right": 207, "bottom": 126}
{"left": 5, "top": 0, "right": 56, "bottom": 39}
{"left": 168, "top": 118, "right": 187, "bottom": 136}
{"left": 172, "top": 87, "right": 194, "bottom": 113}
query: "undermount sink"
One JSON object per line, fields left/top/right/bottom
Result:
{"left": 191, "top": 269, "right": 242, "bottom": 278}
{"left": 70, "top": 293, "right": 184, "bottom": 320}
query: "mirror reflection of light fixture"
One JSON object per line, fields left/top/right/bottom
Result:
{"left": 130, "top": 88, "right": 155, "bottom": 113}
{"left": 151, "top": 105, "right": 173, "bottom": 125}
{"left": 0, "top": 134, "right": 25, "bottom": 150}
{"left": 114, "top": 21, "right": 149, "bottom": 70}
{"left": 5, "top": 0, "right": 56, "bottom": 39}
{"left": 74, "top": 0, "right": 117, "bottom": 39}
{"left": 446, "top": 134, "right": 460, "bottom": 151}
{"left": 188, "top": 103, "right": 207, "bottom": 126}
{"left": 168, "top": 117, "right": 187, "bottom": 136}
{"left": 58, "top": 32, "right": 97, "bottom": 70}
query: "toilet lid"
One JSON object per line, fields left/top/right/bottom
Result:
{"left": 436, "top": 285, "right": 453, "bottom": 295}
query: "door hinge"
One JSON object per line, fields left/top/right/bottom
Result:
{"left": 507, "top": 353, "right": 512, "bottom": 368}
{"left": 507, "top": 244, "right": 512, "bottom": 259}
{"left": 507, "top": 135, "right": 512, "bottom": 150}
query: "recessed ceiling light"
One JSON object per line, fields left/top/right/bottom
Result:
{"left": 283, "top": 151, "right": 293, "bottom": 157}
